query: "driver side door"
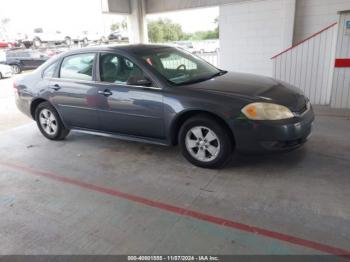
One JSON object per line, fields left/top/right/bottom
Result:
{"left": 95, "top": 53, "right": 165, "bottom": 139}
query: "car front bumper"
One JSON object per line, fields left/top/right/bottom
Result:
{"left": 232, "top": 106, "right": 315, "bottom": 153}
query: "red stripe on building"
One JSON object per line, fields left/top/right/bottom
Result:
{"left": 335, "top": 59, "right": 350, "bottom": 68}
{"left": 271, "top": 22, "right": 338, "bottom": 60}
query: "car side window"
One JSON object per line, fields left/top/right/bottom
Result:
{"left": 60, "top": 53, "right": 95, "bottom": 81}
{"left": 99, "top": 53, "right": 146, "bottom": 85}
{"left": 43, "top": 62, "right": 58, "bottom": 78}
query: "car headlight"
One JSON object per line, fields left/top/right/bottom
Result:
{"left": 241, "top": 102, "right": 294, "bottom": 120}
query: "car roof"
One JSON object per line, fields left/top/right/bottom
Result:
{"left": 63, "top": 44, "right": 172, "bottom": 56}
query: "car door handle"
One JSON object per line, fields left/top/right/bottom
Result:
{"left": 98, "top": 89, "right": 113, "bottom": 97}
{"left": 49, "top": 84, "right": 61, "bottom": 91}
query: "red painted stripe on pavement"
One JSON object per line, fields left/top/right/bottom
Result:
{"left": 1, "top": 161, "right": 350, "bottom": 258}
{"left": 335, "top": 59, "right": 350, "bottom": 68}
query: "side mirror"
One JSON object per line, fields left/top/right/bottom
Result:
{"left": 127, "top": 76, "right": 152, "bottom": 87}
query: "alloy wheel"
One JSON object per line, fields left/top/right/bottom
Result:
{"left": 39, "top": 109, "right": 58, "bottom": 136}
{"left": 11, "top": 65, "right": 20, "bottom": 74}
{"left": 185, "top": 126, "right": 221, "bottom": 162}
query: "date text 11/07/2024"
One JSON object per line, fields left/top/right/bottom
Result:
{"left": 127, "top": 255, "right": 220, "bottom": 261}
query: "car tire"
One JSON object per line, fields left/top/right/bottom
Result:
{"left": 11, "top": 64, "right": 21, "bottom": 74}
{"left": 33, "top": 38, "right": 42, "bottom": 48}
{"left": 179, "top": 115, "right": 233, "bottom": 169}
{"left": 0, "top": 72, "right": 2, "bottom": 80}
{"left": 35, "top": 102, "right": 70, "bottom": 141}
{"left": 83, "top": 38, "right": 88, "bottom": 46}
{"left": 100, "top": 36, "right": 108, "bottom": 44}
{"left": 65, "top": 37, "right": 72, "bottom": 46}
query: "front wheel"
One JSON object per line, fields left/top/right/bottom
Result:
{"left": 35, "top": 102, "right": 70, "bottom": 140}
{"left": 179, "top": 115, "right": 233, "bottom": 169}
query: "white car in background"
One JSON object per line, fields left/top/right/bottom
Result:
{"left": 193, "top": 40, "right": 220, "bottom": 53}
{"left": 174, "top": 41, "right": 196, "bottom": 53}
{"left": 73, "top": 31, "right": 109, "bottom": 45}
{"left": 0, "top": 63, "right": 13, "bottom": 79}
{"left": 22, "top": 28, "right": 73, "bottom": 48}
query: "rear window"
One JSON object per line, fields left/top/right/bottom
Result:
{"left": 43, "top": 62, "right": 58, "bottom": 78}
{"left": 60, "top": 53, "right": 95, "bottom": 81}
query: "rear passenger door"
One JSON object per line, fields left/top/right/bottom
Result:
{"left": 48, "top": 53, "right": 101, "bottom": 130}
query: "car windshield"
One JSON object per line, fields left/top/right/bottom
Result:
{"left": 139, "top": 47, "right": 223, "bottom": 85}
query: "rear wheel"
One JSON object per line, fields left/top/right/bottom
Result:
{"left": 0, "top": 72, "right": 2, "bottom": 80}
{"left": 100, "top": 36, "right": 108, "bottom": 44}
{"left": 33, "top": 38, "right": 42, "bottom": 48}
{"left": 65, "top": 37, "right": 72, "bottom": 46}
{"left": 35, "top": 102, "right": 70, "bottom": 140}
{"left": 82, "top": 38, "right": 88, "bottom": 46}
{"left": 11, "top": 64, "right": 21, "bottom": 74}
{"left": 179, "top": 115, "right": 233, "bottom": 169}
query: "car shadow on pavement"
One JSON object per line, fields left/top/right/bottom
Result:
{"left": 66, "top": 131, "right": 309, "bottom": 172}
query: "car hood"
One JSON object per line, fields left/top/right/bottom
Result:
{"left": 186, "top": 72, "right": 307, "bottom": 112}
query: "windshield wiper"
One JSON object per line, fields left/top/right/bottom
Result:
{"left": 176, "top": 77, "right": 212, "bottom": 86}
{"left": 210, "top": 70, "right": 228, "bottom": 78}
{"left": 175, "top": 70, "right": 228, "bottom": 86}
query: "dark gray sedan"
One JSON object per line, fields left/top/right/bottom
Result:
{"left": 14, "top": 45, "right": 314, "bottom": 168}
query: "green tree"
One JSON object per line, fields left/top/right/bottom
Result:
{"left": 110, "top": 19, "right": 127, "bottom": 32}
{"left": 148, "top": 21, "right": 164, "bottom": 42}
{"left": 110, "top": 23, "right": 120, "bottom": 32}
{"left": 147, "top": 18, "right": 184, "bottom": 43}
{"left": 147, "top": 17, "right": 219, "bottom": 43}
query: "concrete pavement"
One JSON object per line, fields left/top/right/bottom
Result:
{"left": 0, "top": 111, "right": 349, "bottom": 256}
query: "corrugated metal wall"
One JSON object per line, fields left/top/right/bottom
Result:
{"left": 272, "top": 23, "right": 337, "bottom": 105}
{"left": 331, "top": 12, "right": 350, "bottom": 109}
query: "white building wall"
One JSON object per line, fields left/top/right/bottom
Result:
{"left": 219, "top": 0, "right": 295, "bottom": 77}
{"left": 294, "top": 0, "right": 350, "bottom": 43}
{"left": 331, "top": 12, "right": 350, "bottom": 109}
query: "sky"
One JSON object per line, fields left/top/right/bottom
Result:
{"left": 0, "top": 0, "right": 219, "bottom": 39}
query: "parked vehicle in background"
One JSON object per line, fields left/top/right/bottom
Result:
{"left": 76, "top": 31, "right": 109, "bottom": 45}
{"left": 108, "top": 30, "right": 129, "bottom": 41}
{"left": 3, "top": 49, "right": 49, "bottom": 74}
{"left": 0, "top": 63, "right": 13, "bottom": 79}
{"left": 174, "top": 41, "right": 195, "bottom": 53}
{"left": 21, "top": 28, "right": 72, "bottom": 48}
{"left": 14, "top": 45, "right": 314, "bottom": 168}
{"left": 0, "top": 32, "right": 18, "bottom": 48}
{"left": 0, "top": 41, "right": 17, "bottom": 48}
{"left": 193, "top": 40, "right": 220, "bottom": 53}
